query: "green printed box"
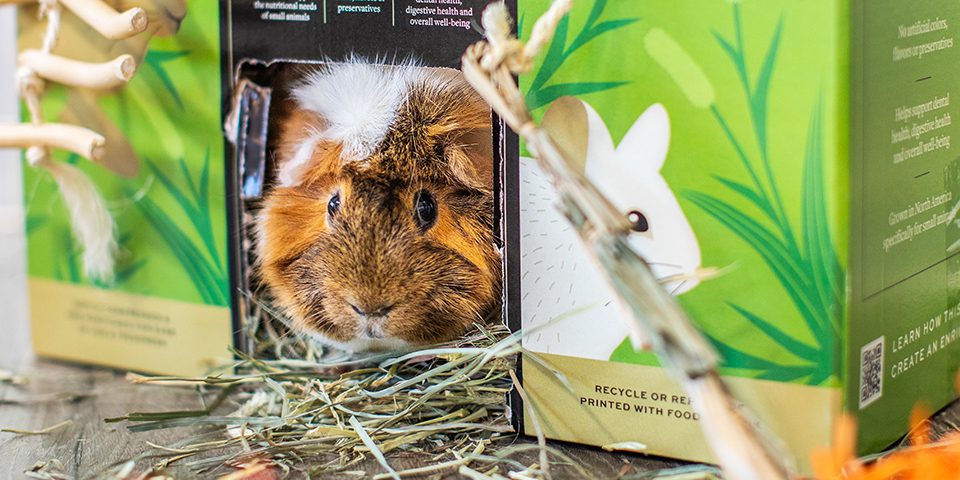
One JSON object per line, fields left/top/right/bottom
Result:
{"left": 18, "top": 0, "right": 501, "bottom": 376}
{"left": 18, "top": 2, "right": 235, "bottom": 376}
{"left": 508, "top": 0, "right": 960, "bottom": 470}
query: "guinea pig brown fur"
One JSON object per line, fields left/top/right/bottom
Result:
{"left": 256, "top": 61, "right": 501, "bottom": 352}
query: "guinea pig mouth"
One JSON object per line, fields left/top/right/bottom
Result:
{"left": 316, "top": 329, "right": 414, "bottom": 353}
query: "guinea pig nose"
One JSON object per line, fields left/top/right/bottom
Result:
{"left": 364, "top": 321, "right": 385, "bottom": 338}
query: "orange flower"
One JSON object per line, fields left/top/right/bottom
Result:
{"left": 811, "top": 372, "right": 960, "bottom": 480}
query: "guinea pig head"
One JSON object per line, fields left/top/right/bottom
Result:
{"left": 257, "top": 63, "right": 501, "bottom": 352}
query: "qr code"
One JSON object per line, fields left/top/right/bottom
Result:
{"left": 859, "top": 337, "right": 885, "bottom": 409}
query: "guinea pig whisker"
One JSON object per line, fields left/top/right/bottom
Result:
{"left": 408, "top": 155, "right": 425, "bottom": 191}
{"left": 646, "top": 261, "right": 683, "bottom": 269}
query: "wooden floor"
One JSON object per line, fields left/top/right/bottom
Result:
{"left": 2, "top": 233, "right": 960, "bottom": 479}
{"left": 0, "top": 228, "right": 687, "bottom": 478}
{"left": 0, "top": 331, "right": 681, "bottom": 479}
{"left": 0, "top": 217, "right": 958, "bottom": 479}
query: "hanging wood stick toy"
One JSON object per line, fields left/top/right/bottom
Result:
{"left": 0, "top": 123, "right": 105, "bottom": 160}
{"left": 0, "top": 0, "right": 155, "bottom": 282}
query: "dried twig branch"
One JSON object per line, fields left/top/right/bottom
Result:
{"left": 0, "top": 123, "right": 105, "bottom": 160}
{"left": 59, "top": 0, "right": 147, "bottom": 40}
{"left": 461, "top": 2, "right": 796, "bottom": 480}
{"left": 19, "top": 50, "right": 136, "bottom": 90}
{"left": 0, "top": 419, "right": 73, "bottom": 436}
{"left": 0, "top": 0, "right": 153, "bottom": 282}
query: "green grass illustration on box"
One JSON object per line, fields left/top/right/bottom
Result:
{"left": 21, "top": 2, "right": 228, "bottom": 307}
{"left": 523, "top": 0, "right": 638, "bottom": 111}
{"left": 519, "top": 0, "right": 844, "bottom": 386}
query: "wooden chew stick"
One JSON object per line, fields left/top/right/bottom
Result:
{"left": 19, "top": 50, "right": 136, "bottom": 90}
{"left": 0, "top": 123, "right": 105, "bottom": 162}
{"left": 59, "top": 0, "right": 148, "bottom": 40}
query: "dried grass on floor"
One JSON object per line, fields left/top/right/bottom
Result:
{"left": 103, "top": 299, "right": 538, "bottom": 479}
{"left": 97, "top": 298, "right": 960, "bottom": 480}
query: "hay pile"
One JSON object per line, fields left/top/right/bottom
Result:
{"left": 104, "top": 301, "right": 563, "bottom": 479}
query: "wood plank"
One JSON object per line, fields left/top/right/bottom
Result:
{"left": 0, "top": 232, "right": 957, "bottom": 479}
{"left": 0, "top": 356, "right": 680, "bottom": 478}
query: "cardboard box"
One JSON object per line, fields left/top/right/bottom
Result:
{"left": 19, "top": 0, "right": 960, "bottom": 471}
{"left": 21, "top": 0, "right": 513, "bottom": 375}
{"left": 222, "top": 0, "right": 511, "bottom": 354}
{"left": 508, "top": 0, "right": 960, "bottom": 470}
{"left": 19, "top": 2, "right": 235, "bottom": 375}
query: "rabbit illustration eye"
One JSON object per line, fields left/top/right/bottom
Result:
{"left": 627, "top": 210, "right": 650, "bottom": 233}
{"left": 414, "top": 190, "right": 438, "bottom": 230}
{"left": 328, "top": 192, "right": 342, "bottom": 217}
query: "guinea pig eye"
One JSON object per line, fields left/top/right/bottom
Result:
{"left": 627, "top": 210, "right": 649, "bottom": 233}
{"left": 328, "top": 193, "right": 341, "bottom": 217}
{"left": 413, "top": 190, "right": 438, "bottom": 230}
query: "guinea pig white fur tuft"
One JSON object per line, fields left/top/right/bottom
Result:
{"left": 280, "top": 58, "right": 426, "bottom": 188}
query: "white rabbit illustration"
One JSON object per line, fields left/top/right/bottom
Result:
{"left": 519, "top": 97, "right": 702, "bottom": 360}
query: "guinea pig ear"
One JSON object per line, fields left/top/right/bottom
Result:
{"left": 274, "top": 106, "right": 335, "bottom": 187}
{"left": 542, "top": 96, "right": 615, "bottom": 173}
{"left": 419, "top": 76, "right": 494, "bottom": 189}
{"left": 396, "top": 68, "right": 493, "bottom": 189}
{"left": 615, "top": 103, "right": 671, "bottom": 172}
{"left": 446, "top": 124, "right": 494, "bottom": 189}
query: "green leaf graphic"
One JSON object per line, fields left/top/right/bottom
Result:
{"left": 678, "top": 6, "right": 843, "bottom": 384}
{"left": 524, "top": 2, "right": 637, "bottom": 109}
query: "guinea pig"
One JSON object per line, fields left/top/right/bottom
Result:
{"left": 256, "top": 60, "right": 502, "bottom": 353}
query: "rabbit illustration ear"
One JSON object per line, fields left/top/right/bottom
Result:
{"left": 542, "top": 97, "right": 588, "bottom": 173}
{"left": 542, "top": 96, "right": 615, "bottom": 173}
{"left": 616, "top": 103, "right": 670, "bottom": 172}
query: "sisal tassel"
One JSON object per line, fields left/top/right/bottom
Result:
{"left": 34, "top": 155, "right": 116, "bottom": 283}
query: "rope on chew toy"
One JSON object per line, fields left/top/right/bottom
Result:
{"left": 0, "top": 0, "right": 148, "bottom": 283}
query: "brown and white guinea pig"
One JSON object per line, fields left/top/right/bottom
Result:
{"left": 256, "top": 60, "right": 502, "bottom": 352}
